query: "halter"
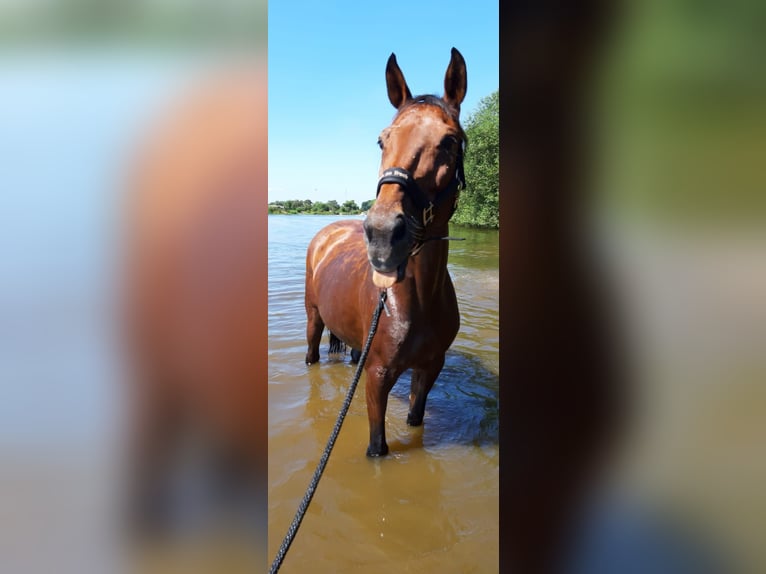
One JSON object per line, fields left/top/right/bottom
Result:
{"left": 375, "top": 147, "right": 465, "bottom": 256}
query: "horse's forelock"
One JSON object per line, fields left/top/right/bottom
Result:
{"left": 392, "top": 94, "right": 467, "bottom": 148}
{"left": 396, "top": 94, "right": 459, "bottom": 123}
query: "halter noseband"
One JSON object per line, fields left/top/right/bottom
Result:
{"left": 375, "top": 149, "right": 465, "bottom": 256}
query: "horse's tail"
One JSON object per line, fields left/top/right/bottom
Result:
{"left": 328, "top": 331, "right": 346, "bottom": 355}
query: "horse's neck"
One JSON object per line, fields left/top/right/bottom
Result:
{"left": 406, "top": 239, "right": 451, "bottom": 306}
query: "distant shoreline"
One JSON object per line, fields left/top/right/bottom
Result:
{"left": 267, "top": 199, "right": 373, "bottom": 216}
{"left": 267, "top": 211, "right": 366, "bottom": 216}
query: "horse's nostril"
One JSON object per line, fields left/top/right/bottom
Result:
{"left": 392, "top": 215, "right": 406, "bottom": 242}
{"left": 363, "top": 219, "right": 373, "bottom": 242}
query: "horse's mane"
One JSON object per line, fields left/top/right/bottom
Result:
{"left": 396, "top": 94, "right": 468, "bottom": 147}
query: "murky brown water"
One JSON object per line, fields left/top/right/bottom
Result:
{"left": 267, "top": 215, "right": 499, "bottom": 572}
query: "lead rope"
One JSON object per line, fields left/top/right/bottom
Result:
{"left": 269, "top": 290, "right": 388, "bottom": 574}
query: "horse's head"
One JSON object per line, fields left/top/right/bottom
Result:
{"left": 364, "top": 48, "right": 467, "bottom": 288}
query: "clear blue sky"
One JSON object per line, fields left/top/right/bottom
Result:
{"left": 268, "top": 0, "right": 498, "bottom": 206}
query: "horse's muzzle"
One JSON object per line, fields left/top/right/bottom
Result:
{"left": 363, "top": 213, "right": 410, "bottom": 285}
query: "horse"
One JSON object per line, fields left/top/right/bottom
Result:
{"left": 123, "top": 64, "right": 268, "bottom": 537}
{"left": 304, "top": 48, "right": 468, "bottom": 457}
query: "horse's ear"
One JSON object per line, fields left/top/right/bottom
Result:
{"left": 443, "top": 47, "right": 467, "bottom": 111}
{"left": 386, "top": 53, "right": 412, "bottom": 109}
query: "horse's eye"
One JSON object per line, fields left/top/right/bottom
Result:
{"left": 440, "top": 136, "right": 458, "bottom": 151}
{"left": 377, "top": 137, "right": 384, "bottom": 150}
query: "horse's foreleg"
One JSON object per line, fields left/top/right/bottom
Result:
{"left": 305, "top": 304, "right": 324, "bottom": 365}
{"left": 364, "top": 363, "right": 397, "bottom": 457}
{"left": 407, "top": 354, "right": 445, "bottom": 426}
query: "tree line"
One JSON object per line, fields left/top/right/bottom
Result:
{"left": 267, "top": 199, "right": 374, "bottom": 215}
{"left": 452, "top": 90, "right": 498, "bottom": 229}
{"left": 269, "top": 89, "right": 499, "bottom": 227}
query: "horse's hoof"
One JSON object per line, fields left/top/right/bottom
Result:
{"left": 366, "top": 443, "right": 389, "bottom": 457}
{"left": 406, "top": 413, "right": 424, "bottom": 426}
{"left": 305, "top": 351, "right": 319, "bottom": 365}
{"left": 350, "top": 349, "right": 361, "bottom": 364}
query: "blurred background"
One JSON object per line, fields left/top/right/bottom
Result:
{"left": 601, "top": 0, "right": 764, "bottom": 560}
{"left": 566, "top": 1, "right": 766, "bottom": 572}
{"left": 0, "top": 1, "right": 266, "bottom": 573}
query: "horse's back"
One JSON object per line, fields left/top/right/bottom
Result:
{"left": 306, "top": 219, "right": 366, "bottom": 274}
{"left": 305, "top": 219, "right": 369, "bottom": 280}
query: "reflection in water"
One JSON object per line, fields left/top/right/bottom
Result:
{"left": 268, "top": 215, "right": 498, "bottom": 572}
{"left": 389, "top": 351, "right": 499, "bottom": 450}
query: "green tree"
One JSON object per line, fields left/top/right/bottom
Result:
{"left": 453, "top": 90, "right": 498, "bottom": 228}
{"left": 341, "top": 200, "right": 359, "bottom": 213}
{"left": 267, "top": 198, "right": 368, "bottom": 215}
{"left": 361, "top": 199, "right": 375, "bottom": 211}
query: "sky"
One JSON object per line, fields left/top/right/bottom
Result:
{"left": 268, "top": 0, "right": 499, "bottom": 206}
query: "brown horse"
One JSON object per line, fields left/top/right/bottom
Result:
{"left": 305, "top": 48, "right": 467, "bottom": 457}
{"left": 123, "top": 64, "right": 268, "bottom": 534}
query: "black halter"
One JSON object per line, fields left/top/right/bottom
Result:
{"left": 375, "top": 149, "right": 465, "bottom": 255}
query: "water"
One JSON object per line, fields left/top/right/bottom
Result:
{"left": 267, "top": 215, "right": 499, "bottom": 572}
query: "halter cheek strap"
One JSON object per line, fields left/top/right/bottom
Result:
{"left": 375, "top": 151, "right": 465, "bottom": 230}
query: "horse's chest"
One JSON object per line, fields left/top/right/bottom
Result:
{"left": 384, "top": 308, "right": 412, "bottom": 346}
{"left": 380, "top": 293, "right": 454, "bottom": 363}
